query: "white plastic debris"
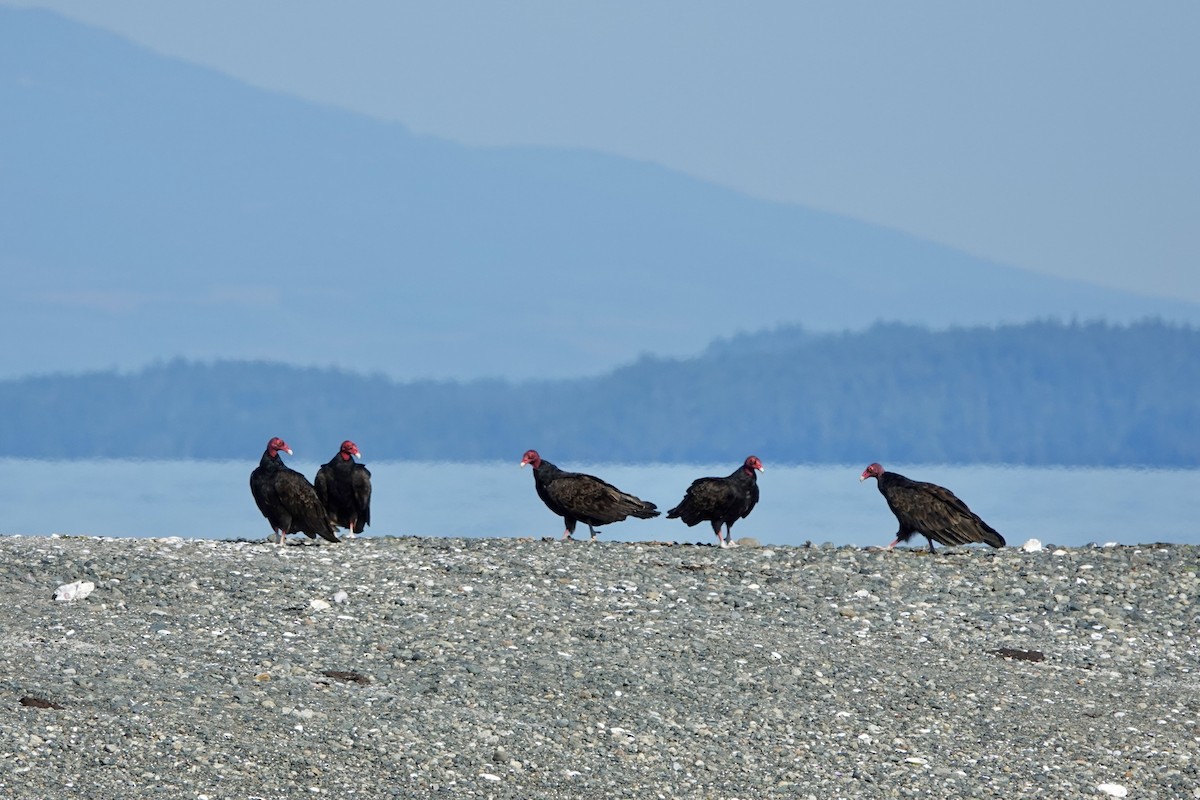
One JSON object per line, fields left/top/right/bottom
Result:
{"left": 1097, "top": 783, "right": 1128, "bottom": 798}
{"left": 54, "top": 580, "right": 95, "bottom": 602}
{"left": 1020, "top": 538, "right": 1043, "bottom": 553}
{"left": 332, "top": 590, "right": 349, "bottom": 604}
{"left": 309, "top": 598, "right": 331, "bottom": 612}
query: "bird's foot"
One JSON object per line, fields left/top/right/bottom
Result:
{"left": 725, "top": 538, "right": 739, "bottom": 548}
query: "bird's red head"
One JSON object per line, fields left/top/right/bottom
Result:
{"left": 520, "top": 449, "right": 542, "bottom": 469}
{"left": 267, "top": 437, "right": 293, "bottom": 457}
{"left": 745, "top": 455, "right": 765, "bottom": 473}
{"left": 340, "top": 440, "right": 361, "bottom": 460}
{"left": 860, "top": 462, "right": 884, "bottom": 482}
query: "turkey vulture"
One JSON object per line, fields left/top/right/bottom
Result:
{"left": 860, "top": 463, "right": 1005, "bottom": 552}
{"left": 315, "top": 440, "right": 372, "bottom": 535}
{"left": 667, "top": 456, "right": 764, "bottom": 548}
{"left": 520, "top": 450, "right": 659, "bottom": 540}
{"left": 249, "top": 437, "right": 339, "bottom": 545}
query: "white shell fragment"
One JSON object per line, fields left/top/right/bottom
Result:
{"left": 309, "top": 598, "right": 332, "bottom": 612}
{"left": 54, "top": 580, "right": 95, "bottom": 602}
{"left": 1097, "top": 784, "right": 1128, "bottom": 798}
{"left": 1020, "top": 538, "right": 1043, "bottom": 553}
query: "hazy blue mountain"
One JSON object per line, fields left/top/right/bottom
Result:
{"left": 3, "top": 7, "right": 1199, "bottom": 382}
{"left": 0, "top": 320, "right": 1195, "bottom": 467}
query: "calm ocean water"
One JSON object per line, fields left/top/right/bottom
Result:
{"left": 0, "top": 459, "right": 1195, "bottom": 548}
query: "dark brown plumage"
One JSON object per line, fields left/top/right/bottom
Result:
{"left": 667, "top": 456, "right": 764, "bottom": 548}
{"left": 860, "top": 462, "right": 1005, "bottom": 552}
{"left": 520, "top": 449, "right": 659, "bottom": 540}
{"left": 315, "top": 440, "right": 372, "bottom": 534}
{"left": 249, "top": 437, "right": 339, "bottom": 545}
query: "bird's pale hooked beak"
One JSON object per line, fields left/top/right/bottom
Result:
{"left": 859, "top": 475, "right": 867, "bottom": 482}
{"left": 519, "top": 461, "right": 528, "bottom": 468}
{"left": 284, "top": 448, "right": 294, "bottom": 456}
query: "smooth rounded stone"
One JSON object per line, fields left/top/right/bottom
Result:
{"left": 1, "top": 535, "right": 1198, "bottom": 796}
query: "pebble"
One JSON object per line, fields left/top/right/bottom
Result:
{"left": 1, "top": 535, "right": 1198, "bottom": 797}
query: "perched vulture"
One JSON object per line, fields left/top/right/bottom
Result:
{"left": 860, "top": 462, "right": 1005, "bottom": 552}
{"left": 249, "top": 437, "right": 339, "bottom": 545}
{"left": 315, "top": 440, "right": 372, "bottom": 535}
{"left": 667, "top": 456, "right": 764, "bottom": 548}
{"left": 520, "top": 449, "right": 659, "bottom": 540}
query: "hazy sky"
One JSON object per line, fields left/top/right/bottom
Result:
{"left": 6, "top": 0, "right": 1198, "bottom": 303}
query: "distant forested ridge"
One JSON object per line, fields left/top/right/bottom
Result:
{"left": 2, "top": 320, "right": 1196, "bottom": 466}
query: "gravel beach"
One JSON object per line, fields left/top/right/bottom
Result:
{"left": 1, "top": 534, "right": 1197, "bottom": 799}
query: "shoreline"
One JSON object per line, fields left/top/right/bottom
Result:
{"left": 2, "top": 535, "right": 1197, "bottom": 797}
{"left": 3, "top": 529, "right": 1191, "bottom": 551}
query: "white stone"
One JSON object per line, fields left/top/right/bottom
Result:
{"left": 1020, "top": 538, "right": 1043, "bottom": 553}
{"left": 309, "top": 599, "right": 331, "bottom": 612}
{"left": 333, "top": 590, "right": 349, "bottom": 604}
{"left": 54, "top": 580, "right": 95, "bottom": 602}
{"left": 1097, "top": 783, "right": 1128, "bottom": 798}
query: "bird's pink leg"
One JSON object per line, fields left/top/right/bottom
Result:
{"left": 561, "top": 528, "right": 573, "bottom": 541}
{"left": 887, "top": 537, "right": 899, "bottom": 550}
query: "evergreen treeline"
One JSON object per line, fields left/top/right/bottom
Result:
{"left": 1, "top": 319, "right": 1196, "bottom": 466}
